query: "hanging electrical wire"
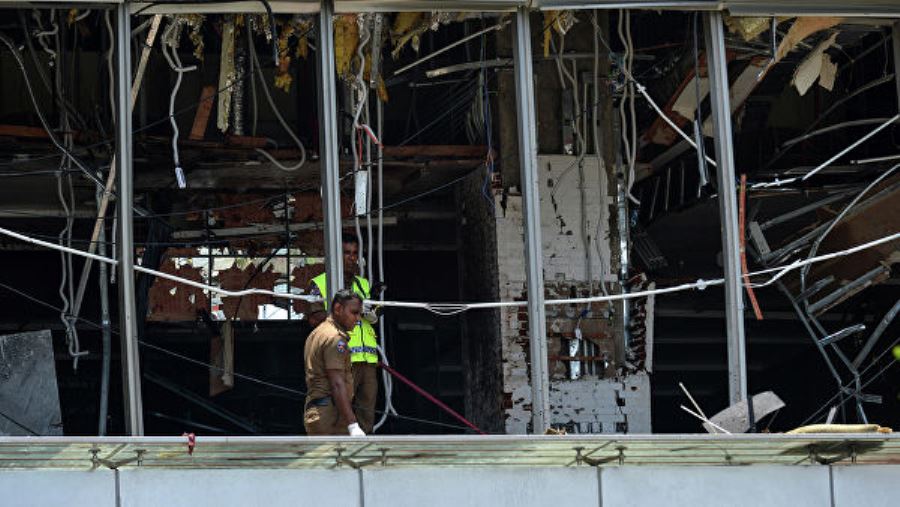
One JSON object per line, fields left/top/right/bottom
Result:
{"left": 1, "top": 224, "right": 895, "bottom": 319}
{"left": 48, "top": 20, "right": 88, "bottom": 370}
{"left": 248, "top": 29, "right": 307, "bottom": 171}
{"left": 616, "top": 10, "right": 640, "bottom": 206}
{"left": 591, "top": 10, "right": 610, "bottom": 298}
{"left": 0, "top": 31, "right": 104, "bottom": 188}
{"left": 160, "top": 19, "right": 198, "bottom": 189}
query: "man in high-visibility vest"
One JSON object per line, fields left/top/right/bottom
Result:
{"left": 307, "top": 234, "right": 379, "bottom": 433}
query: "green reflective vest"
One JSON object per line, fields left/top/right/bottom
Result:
{"left": 311, "top": 273, "right": 378, "bottom": 364}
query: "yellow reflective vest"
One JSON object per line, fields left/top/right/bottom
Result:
{"left": 311, "top": 273, "right": 378, "bottom": 364}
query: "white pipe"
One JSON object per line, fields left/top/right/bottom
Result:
{"left": 851, "top": 153, "right": 900, "bottom": 165}
{"left": 393, "top": 21, "right": 509, "bottom": 77}
{"left": 680, "top": 404, "right": 732, "bottom": 434}
{"left": 802, "top": 113, "right": 900, "bottom": 182}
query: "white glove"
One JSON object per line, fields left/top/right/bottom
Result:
{"left": 348, "top": 422, "right": 366, "bottom": 437}
{"left": 362, "top": 303, "right": 379, "bottom": 324}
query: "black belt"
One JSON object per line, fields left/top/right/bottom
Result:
{"left": 305, "top": 396, "right": 332, "bottom": 409}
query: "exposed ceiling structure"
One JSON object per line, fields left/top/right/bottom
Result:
{"left": 0, "top": 2, "right": 896, "bottom": 439}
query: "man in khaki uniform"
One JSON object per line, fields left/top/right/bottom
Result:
{"left": 303, "top": 289, "right": 366, "bottom": 436}
{"left": 307, "top": 234, "right": 380, "bottom": 434}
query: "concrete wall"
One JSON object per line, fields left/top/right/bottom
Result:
{"left": 7, "top": 465, "right": 899, "bottom": 507}
{"left": 495, "top": 155, "right": 651, "bottom": 434}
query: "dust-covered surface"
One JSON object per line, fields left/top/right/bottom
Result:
{"left": 0, "top": 330, "right": 63, "bottom": 436}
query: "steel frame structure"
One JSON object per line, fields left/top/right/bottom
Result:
{"left": 4, "top": 0, "right": 893, "bottom": 435}
{"left": 115, "top": 3, "right": 144, "bottom": 436}
{"left": 703, "top": 11, "right": 748, "bottom": 406}
{"left": 512, "top": 6, "right": 550, "bottom": 433}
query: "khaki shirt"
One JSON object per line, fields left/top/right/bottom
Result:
{"left": 304, "top": 316, "right": 353, "bottom": 402}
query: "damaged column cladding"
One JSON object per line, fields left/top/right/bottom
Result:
{"left": 460, "top": 10, "right": 653, "bottom": 435}
{"left": 496, "top": 156, "right": 652, "bottom": 435}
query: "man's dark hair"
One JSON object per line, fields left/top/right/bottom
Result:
{"left": 332, "top": 289, "right": 362, "bottom": 309}
{"left": 342, "top": 233, "right": 359, "bottom": 246}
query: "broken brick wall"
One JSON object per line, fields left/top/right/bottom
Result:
{"left": 496, "top": 155, "right": 652, "bottom": 434}
{"left": 146, "top": 192, "right": 347, "bottom": 322}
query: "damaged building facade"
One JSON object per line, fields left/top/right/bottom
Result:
{"left": 0, "top": 0, "right": 897, "bottom": 451}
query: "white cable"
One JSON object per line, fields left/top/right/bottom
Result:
{"left": 56, "top": 170, "right": 73, "bottom": 361}
{"left": 352, "top": 16, "right": 369, "bottom": 279}
{"left": 1, "top": 226, "right": 895, "bottom": 315}
{"left": 32, "top": 9, "right": 58, "bottom": 60}
{"left": 634, "top": 80, "right": 718, "bottom": 168}
{"left": 248, "top": 34, "right": 307, "bottom": 172}
{"left": 591, "top": 14, "right": 717, "bottom": 171}
{"left": 373, "top": 96, "right": 396, "bottom": 431}
{"left": 799, "top": 163, "right": 900, "bottom": 294}
{"left": 592, "top": 10, "right": 611, "bottom": 298}
{"left": 353, "top": 17, "right": 397, "bottom": 431}
{"left": 160, "top": 22, "right": 197, "bottom": 186}
{"left": 50, "top": 20, "right": 87, "bottom": 368}
{"left": 625, "top": 11, "right": 640, "bottom": 205}
{"left": 73, "top": 9, "right": 91, "bottom": 22}
{"left": 617, "top": 11, "right": 632, "bottom": 184}
{"left": 553, "top": 32, "right": 594, "bottom": 296}
{"left": 749, "top": 232, "right": 900, "bottom": 289}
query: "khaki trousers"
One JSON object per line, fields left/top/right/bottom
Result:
{"left": 304, "top": 402, "right": 347, "bottom": 436}
{"left": 351, "top": 362, "right": 378, "bottom": 433}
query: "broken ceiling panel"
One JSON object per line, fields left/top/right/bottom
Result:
{"left": 775, "top": 17, "right": 843, "bottom": 62}
{"left": 791, "top": 32, "right": 839, "bottom": 96}
{"left": 672, "top": 77, "right": 710, "bottom": 122}
{"left": 818, "top": 54, "right": 838, "bottom": 91}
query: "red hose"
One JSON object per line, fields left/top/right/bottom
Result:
{"left": 740, "top": 174, "right": 764, "bottom": 320}
{"left": 379, "top": 362, "right": 486, "bottom": 435}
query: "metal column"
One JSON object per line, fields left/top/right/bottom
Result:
{"left": 512, "top": 7, "right": 550, "bottom": 433}
{"left": 893, "top": 22, "right": 900, "bottom": 109}
{"left": 316, "top": 0, "right": 344, "bottom": 300}
{"left": 703, "top": 12, "right": 748, "bottom": 405}
{"left": 115, "top": 4, "right": 144, "bottom": 435}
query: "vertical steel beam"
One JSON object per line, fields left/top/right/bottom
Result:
{"left": 704, "top": 12, "right": 748, "bottom": 405}
{"left": 893, "top": 22, "right": 900, "bottom": 109}
{"left": 317, "top": 0, "right": 344, "bottom": 301}
{"left": 115, "top": 4, "right": 144, "bottom": 435}
{"left": 512, "top": 7, "right": 550, "bottom": 433}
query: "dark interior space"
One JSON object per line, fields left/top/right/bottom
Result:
{"left": 0, "top": 6, "right": 897, "bottom": 439}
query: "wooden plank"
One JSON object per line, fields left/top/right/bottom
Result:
{"left": 189, "top": 85, "right": 217, "bottom": 141}
{"left": 224, "top": 135, "right": 269, "bottom": 148}
{"left": 644, "top": 53, "right": 709, "bottom": 146}
{"left": 0, "top": 125, "right": 54, "bottom": 139}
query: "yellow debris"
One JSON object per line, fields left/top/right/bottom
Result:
{"left": 787, "top": 424, "right": 892, "bottom": 434}
{"left": 334, "top": 14, "right": 359, "bottom": 78}
{"left": 391, "top": 12, "right": 429, "bottom": 59}
{"left": 363, "top": 57, "right": 389, "bottom": 103}
{"left": 724, "top": 16, "right": 792, "bottom": 42}
{"left": 543, "top": 11, "right": 560, "bottom": 58}
{"left": 296, "top": 33, "right": 309, "bottom": 60}
{"left": 275, "top": 56, "right": 293, "bottom": 93}
{"left": 391, "top": 12, "right": 424, "bottom": 42}
{"left": 542, "top": 11, "right": 577, "bottom": 58}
